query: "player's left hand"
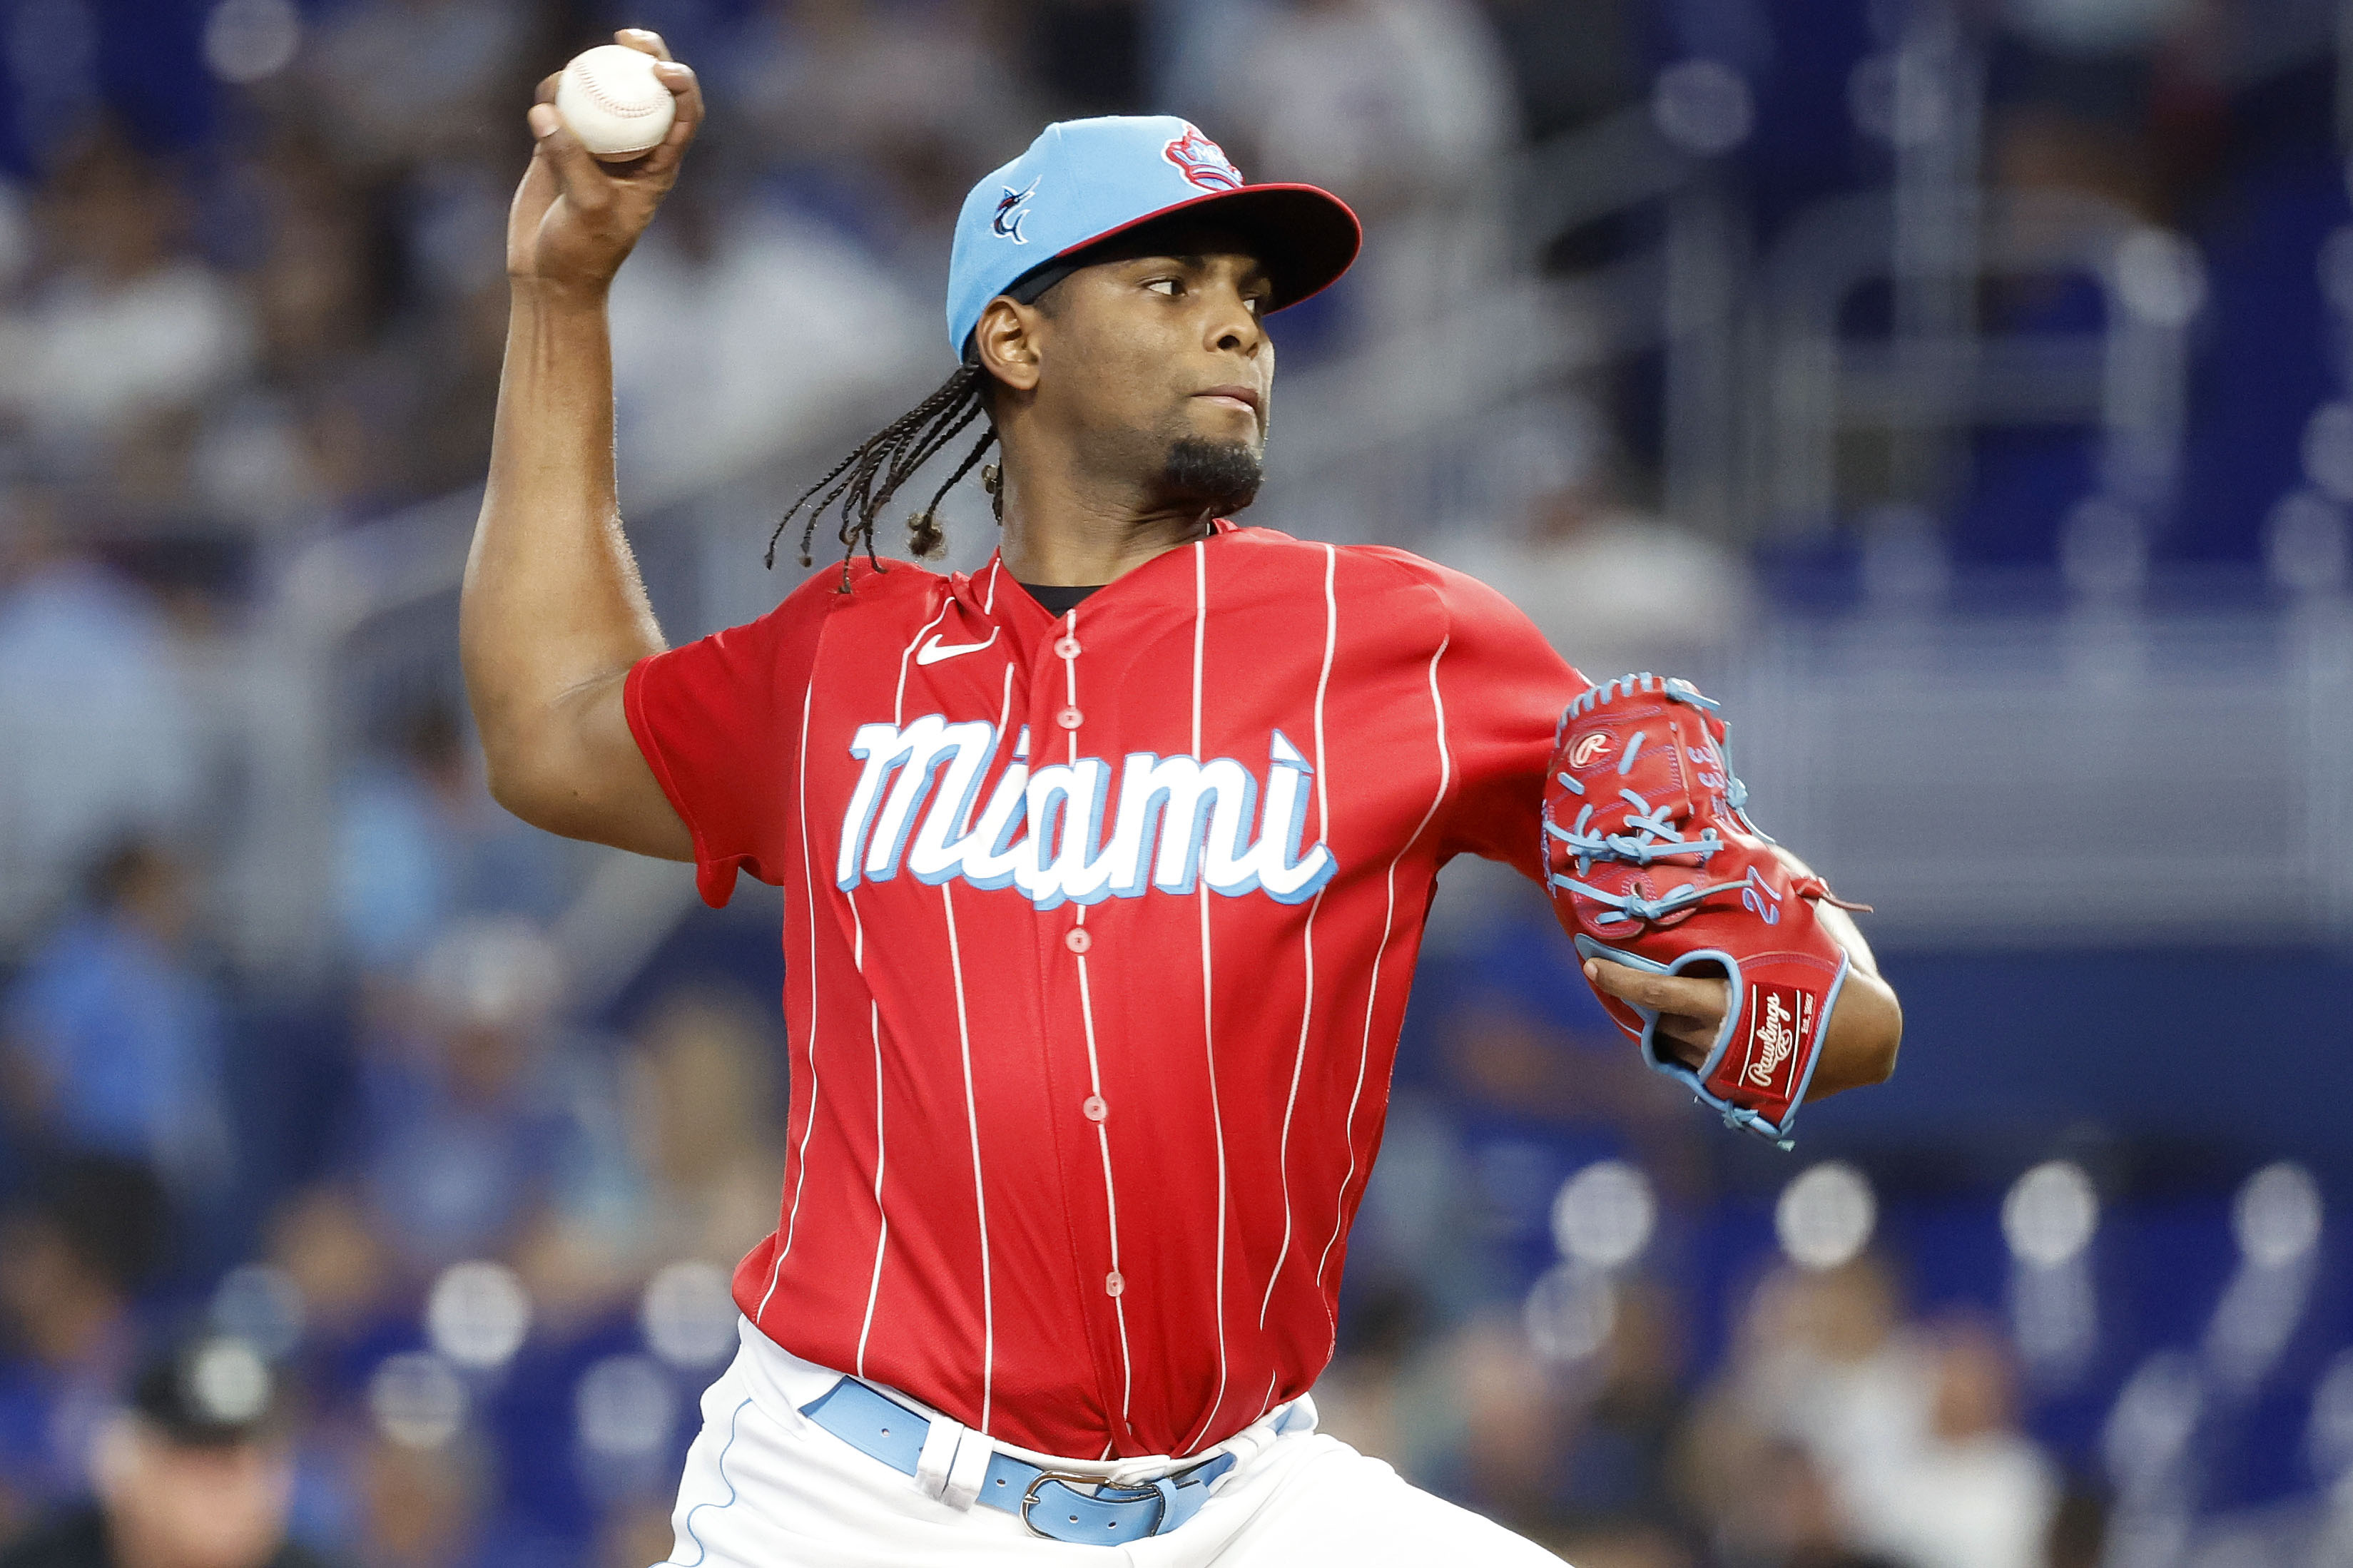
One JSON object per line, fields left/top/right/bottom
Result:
{"left": 1582, "top": 959, "right": 1727, "bottom": 1070}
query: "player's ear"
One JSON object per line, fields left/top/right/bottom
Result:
{"left": 973, "top": 297, "right": 1042, "bottom": 395}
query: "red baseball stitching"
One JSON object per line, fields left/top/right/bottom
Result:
{"left": 571, "top": 57, "right": 666, "bottom": 119}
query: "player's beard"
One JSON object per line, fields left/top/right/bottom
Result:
{"left": 1159, "top": 435, "right": 1264, "bottom": 516}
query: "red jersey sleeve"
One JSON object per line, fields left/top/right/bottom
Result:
{"left": 1418, "top": 558, "right": 1587, "bottom": 881}
{"left": 624, "top": 576, "right": 831, "bottom": 907}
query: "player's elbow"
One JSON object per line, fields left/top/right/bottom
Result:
{"left": 478, "top": 716, "right": 583, "bottom": 836}
{"left": 481, "top": 745, "right": 539, "bottom": 824}
{"left": 466, "top": 671, "right": 587, "bottom": 827}
{"left": 484, "top": 749, "right": 597, "bottom": 842}
{"left": 482, "top": 744, "right": 554, "bottom": 830}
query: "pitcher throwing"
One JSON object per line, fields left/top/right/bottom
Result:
{"left": 462, "top": 31, "right": 1904, "bottom": 1565}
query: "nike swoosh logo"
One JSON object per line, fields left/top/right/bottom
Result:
{"left": 915, "top": 629, "right": 1000, "bottom": 666}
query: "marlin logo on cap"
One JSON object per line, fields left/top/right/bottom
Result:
{"left": 992, "top": 177, "right": 1040, "bottom": 243}
{"left": 1163, "top": 124, "right": 1244, "bottom": 193}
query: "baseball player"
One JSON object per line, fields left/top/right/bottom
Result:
{"left": 462, "top": 31, "right": 1904, "bottom": 1566}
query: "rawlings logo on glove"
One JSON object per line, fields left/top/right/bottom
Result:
{"left": 1542, "top": 673, "right": 1864, "bottom": 1148}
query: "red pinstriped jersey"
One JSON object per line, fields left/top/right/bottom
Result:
{"left": 624, "top": 519, "right": 1582, "bottom": 1460}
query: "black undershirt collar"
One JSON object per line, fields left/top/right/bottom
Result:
{"left": 1020, "top": 581, "right": 1104, "bottom": 614}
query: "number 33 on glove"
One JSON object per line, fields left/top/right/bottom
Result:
{"left": 1543, "top": 674, "right": 1868, "bottom": 1148}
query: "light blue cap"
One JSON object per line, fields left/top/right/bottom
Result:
{"left": 945, "top": 116, "right": 1361, "bottom": 359}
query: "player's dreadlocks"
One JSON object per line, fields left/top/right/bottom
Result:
{"left": 765, "top": 362, "right": 1006, "bottom": 591}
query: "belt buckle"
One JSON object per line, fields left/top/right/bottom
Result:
{"left": 1019, "top": 1469, "right": 1166, "bottom": 1540}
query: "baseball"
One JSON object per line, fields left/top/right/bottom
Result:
{"left": 554, "top": 44, "right": 677, "bottom": 161}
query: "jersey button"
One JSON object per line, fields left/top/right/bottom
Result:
{"left": 1057, "top": 707, "right": 1083, "bottom": 729}
{"left": 1054, "top": 636, "right": 1082, "bottom": 659}
{"left": 1104, "top": 1271, "right": 1124, "bottom": 1297}
{"left": 1082, "top": 1095, "right": 1107, "bottom": 1121}
{"left": 1064, "top": 927, "right": 1092, "bottom": 954}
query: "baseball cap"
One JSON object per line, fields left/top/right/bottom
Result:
{"left": 130, "top": 1333, "right": 280, "bottom": 1447}
{"left": 945, "top": 116, "right": 1361, "bottom": 359}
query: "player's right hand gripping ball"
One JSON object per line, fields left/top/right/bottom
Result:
{"left": 1543, "top": 674, "right": 1864, "bottom": 1148}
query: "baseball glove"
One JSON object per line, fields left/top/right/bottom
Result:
{"left": 1541, "top": 673, "right": 1866, "bottom": 1148}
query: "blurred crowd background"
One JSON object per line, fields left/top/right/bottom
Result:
{"left": 0, "top": 0, "right": 2348, "bottom": 1566}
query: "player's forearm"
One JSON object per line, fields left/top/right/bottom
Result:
{"left": 1747, "top": 845, "right": 1901, "bottom": 1097}
{"left": 1804, "top": 895, "right": 1902, "bottom": 1098}
{"left": 1809, "top": 967, "right": 1901, "bottom": 1096}
{"left": 462, "top": 287, "right": 667, "bottom": 825}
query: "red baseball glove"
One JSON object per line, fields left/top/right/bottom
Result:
{"left": 1541, "top": 674, "right": 1865, "bottom": 1147}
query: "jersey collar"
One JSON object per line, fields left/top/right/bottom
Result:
{"left": 948, "top": 519, "right": 1241, "bottom": 630}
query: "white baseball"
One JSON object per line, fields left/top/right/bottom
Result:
{"left": 554, "top": 44, "right": 677, "bottom": 161}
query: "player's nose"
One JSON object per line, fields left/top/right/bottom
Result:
{"left": 1204, "top": 284, "right": 1266, "bottom": 357}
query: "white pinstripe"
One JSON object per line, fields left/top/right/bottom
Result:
{"left": 850, "top": 892, "right": 888, "bottom": 1377}
{"left": 940, "top": 886, "right": 992, "bottom": 1430}
{"left": 1184, "top": 539, "right": 1234, "bottom": 1454}
{"left": 1313, "top": 636, "right": 1454, "bottom": 1299}
{"left": 1072, "top": 941, "right": 1131, "bottom": 1425}
{"left": 1059, "top": 606, "right": 1134, "bottom": 1430}
{"left": 991, "top": 660, "right": 1015, "bottom": 760}
{"left": 1256, "top": 543, "right": 1338, "bottom": 1333}
{"left": 757, "top": 676, "right": 824, "bottom": 1324}
{"left": 942, "top": 659, "right": 1015, "bottom": 1430}
{"left": 850, "top": 598, "right": 956, "bottom": 1378}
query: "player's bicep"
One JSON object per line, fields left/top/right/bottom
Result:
{"left": 490, "top": 668, "right": 694, "bottom": 861}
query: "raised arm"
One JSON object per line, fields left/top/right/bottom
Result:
{"left": 460, "top": 30, "right": 700, "bottom": 859}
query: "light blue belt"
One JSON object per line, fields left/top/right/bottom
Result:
{"left": 798, "top": 1376, "right": 1238, "bottom": 1544}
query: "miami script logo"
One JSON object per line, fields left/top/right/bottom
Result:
{"left": 835, "top": 717, "right": 1337, "bottom": 911}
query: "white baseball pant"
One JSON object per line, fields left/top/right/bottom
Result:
{"left": 654, "top": 1319, "right": 1565, "bottom": 1567}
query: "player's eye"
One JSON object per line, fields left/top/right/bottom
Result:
{"left": 1144, "top": 278, "right": 1182, "bottom": 296}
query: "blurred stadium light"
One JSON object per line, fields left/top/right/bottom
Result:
{"left": 641, "top": 1261, "right": 740, "bottom": 1370}
{"left": 1550, "top": 1158, "right": 1657, "bottom": 1272}
{"left": 2205, "top": 1164, "right": 2324, "bottom": 1395}
{"left": 426, "top": 1259, "right": 533, "bottom": 1371}
{"left": 2004, "top": 1161, "right": 2103, "bottom": 1389}
{"left": 1523, "top": 1261, "right": 1617, "bottom": 1366}
{"left": 370, "top": 1350, "right": 469, "bottom": 1452}
{"left": 1776, "top": 1160, "right": 1878, "bottom": 1270}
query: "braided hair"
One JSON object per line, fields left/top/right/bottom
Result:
{"left": 764, "top": 362, "right": 1006, "bottom": 590}
{"left": 767, "top": 253, "right": 1096, "bottom": 588}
